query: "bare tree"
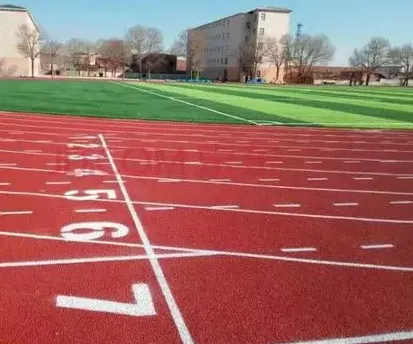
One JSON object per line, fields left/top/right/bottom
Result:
{"left": 389, "top": 44, "right": 413, "bottom": 86}
{"left": 16, "top": 24, "right": 45, "bottom": 77}
{"left": 349, "top": 37, "right": 390, "bottom": 86}
{"left": 98, "top": 39, "right": 129, "bottom": 78}
{"left": 170, "top": 30, "right": 187, "bottom": 57}
{"left": 125, "top": 25, "right": 163, "bottom": 80}
{"left": 291, "top": 34, "right": 335, "bottom": 84}
{"left": 186, "top": 30, "right": 204, "bottom": 79}
{"left": 64, "top": 39, "right": 96, "bottom": 76}
{"left": 43, "top": 39, "right": 62, "bottom": 77}
{"left": 144, "top": 52, "right": 166, "bottom": 79}
{"left": 265, "top": 35, "right": 290, "bottom": 82}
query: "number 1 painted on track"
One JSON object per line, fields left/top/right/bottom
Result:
{"left": 56, "top": 283, "right": 156, "bottom": 317}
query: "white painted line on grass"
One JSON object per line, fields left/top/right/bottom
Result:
{"left": 274, "top": 204, "right": 301, "bottom": 208}
{"left": 114, "top": 82, "right": 258, "bottom": 126}
{"left": 360, "top": 244, "right": 394, "bottom": 250}
{"left": 145, "top": 207, "right": 175, "bottom": 211}
{"left": 99, "top": 133, "right": 194, "bottom": 344}
{"left": 390, "top": 200, "right": 413, "bottom": 205}
{"left": 0, "top": 211, "right": 32, "bottom": 215}
{"left": 281, "top": 247, "right": 317, "bottom": 253}
{"left": 333, "top": 202, "right": 359, "bottom": 207}
{"left": 288, "top": 330, "right": 413, "bottom": 344}
{"left": 75, "top": 209, "right": 107, "bottom": 213}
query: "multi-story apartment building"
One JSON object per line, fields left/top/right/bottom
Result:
{"left": 188, "top": 7, "right": 291, "bottom": 82}
{"left": 0, "top": 4, "right": 41, "bottom": 77}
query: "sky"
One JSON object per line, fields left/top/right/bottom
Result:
{"left": 13, "top": 0, "right": 413, "bottom": 65}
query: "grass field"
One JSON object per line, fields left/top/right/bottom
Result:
{"left": 0, "top": 78, "right": 412, "bottom": 128}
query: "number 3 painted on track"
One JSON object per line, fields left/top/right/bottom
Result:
{"left": 56, "top": 283, "right": 156, "bottom": 317}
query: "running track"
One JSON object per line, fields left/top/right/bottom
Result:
{"left": 1, "top": 111, "right": 413, "bottom": 344}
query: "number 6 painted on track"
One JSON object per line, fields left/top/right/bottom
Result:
{"left": 61, "top": 222, "right": 129, "bottom": 240}
{"left": 56, "top": 283, "right": 156, "bottom": 317}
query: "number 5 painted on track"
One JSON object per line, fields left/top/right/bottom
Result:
{"left": 56, "top": 283, "right": 156, "bottom": 317}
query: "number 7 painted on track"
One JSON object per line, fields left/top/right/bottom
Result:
{"left": 56, "top": 283, "right": 156, "bottom": 317}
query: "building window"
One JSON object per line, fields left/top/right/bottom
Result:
{"left": 245, "top": 22, "right": 251, "bottom": 30}
{"left": 259, "top": 28, "right": 265, "bottom": 35}
{"left": 261, "top": 13, "right": 266, "bottom": 21}
{"left": 224, "top": 58, "right": 228, "bottom": 65}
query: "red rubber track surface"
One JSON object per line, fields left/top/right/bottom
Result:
{"left": 0, "top": 111, "right": 413, "bottom": 344}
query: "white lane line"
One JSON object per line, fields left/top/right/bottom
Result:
{"left": 286, "top": 329, "right": 413, "bottom": 344}
{"left": 0, "top": 163, "right": 17, "bottom": 167}
{"left": 75, "top": 209, "right": 107, "bottom": 213}
{"left": 274, "top": 204, "right": 301, "bottom": 208}
{"left": 390, "top": 200, "right": 413, "bottom": 205}
{"left": 0, "top": 211, "right": 32, "bottom": 215}
{"left": 95, "top": 162, "right": 112, "bottom": 165}
{"left": 398, "top": 176, "right": 413, "bottom": 180}
{"left": 305, "top": 161, "right": 323, "bottom": 164}
{"left": 157, "top": 178, "right": 181, "bottom": 183}
{"left": 380, "top": 160, "right": 397, "bottom": 163}
{"left": 210, "top": 205, "right": 240, "bottom": 210}
{"left": 225, "top": 161, "right": 243, "bottom": 165}
{"left": 8, "top": 131, "right": 25, "bottom": 134}
{"left": 0, "top": 253, "right": 213, "bottom": 269}
{"left": 266, "top": 161, "right": 284, "bottom": 164}
{"left": 103, "top": 180, "right": 124, "bottom": 184}
{"left": 46, "top": 182, "right": 71, "bottom": 185}
{"left": 281, "top": 247, "right": 317, "bottom": 253}
{"left": 1, "top": 230, "right": 412, "bottom": 274}
{"left": 333, "top": 202, "right": 359, "bottom": 207}
{"left": 209, "top": 179, "right": 232, "bottom": 182}
{"left": 184, "top": 162, "right": 202, "bottom": 165}
{"left": 99, "top": 133, "right": 194, "bottom": 344}
{"left": 259, "top": 179, "right": 280, "bottom": 182}
{"left": 0, "top": 182, "right": 10, "bottom": 186}
{"left": 36, "top": 140, "right": 53, "bottom": 143}
{"left": 24, "top": 150, "right": 42, "bottom": 153}
{"left": 353, "top": 177, "right": 374, "bottom": 180}
{"left": 145, "top": 207, "right": 175, "bottom": 211}
{"left": 360, "top": 244, "right": 394, "bottom": 250}
{"left": 307, "top": 178, "right": 328, "bottom": 181}
{"left": 114, "top": 82, "right": 257, "bottom": 126}
{"left": 287, "top": 149, "right": 302, "bottom": 152}
{"left": 344, "top": 161, "right": 361, "bottom": 164}
{"left": 0, "top": 138, "right": 17, "bottom": 142}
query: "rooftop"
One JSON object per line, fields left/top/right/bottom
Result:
{"left": 0, "top": 4, "right": 27, "bottom": 11}
{"left": 248, "top": 7, "right": 292, "bottom": 14}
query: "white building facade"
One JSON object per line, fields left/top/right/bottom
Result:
{"left": 188, "top": 7, "right": 291, "bottom": 82}
{"left": 0, "top": 4, "right": 41, "bottom": 77}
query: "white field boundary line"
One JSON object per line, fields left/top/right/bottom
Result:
{"left": 1, "top": 188, "right": 413, "bottom": 225}
{"left": 0, "top": 252, "right": 215, "bottom": 268}
{"left": 2, "top": 111, "right": 410, "bottom": 139}
{"left": 113, "top": 81, "right": 259, "bottom": 126}
{"left": 282, "top": 330, "right": 413, "bottom": 344}
{"left": 0, "top": 162, "right": 412, "bottom": 196}
{"left": 0, "top": 230, "right": 412, "bottom": 273}
{"left": 0, "top": 122, "right": 412, "bottom": 150}
{"left": 99, "top": 134, "right": 194, "bottom": 344}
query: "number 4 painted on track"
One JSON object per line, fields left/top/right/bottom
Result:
{"left": 56, "top": 283, "right": 156, "bottom": 317}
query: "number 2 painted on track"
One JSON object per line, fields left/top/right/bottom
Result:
{"left": 56, "top": 283, "right": 156, "bottom": 317}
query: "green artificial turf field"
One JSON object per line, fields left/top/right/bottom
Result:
{"left": 0, "top": 78, "right": 412, "bottom": 129}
